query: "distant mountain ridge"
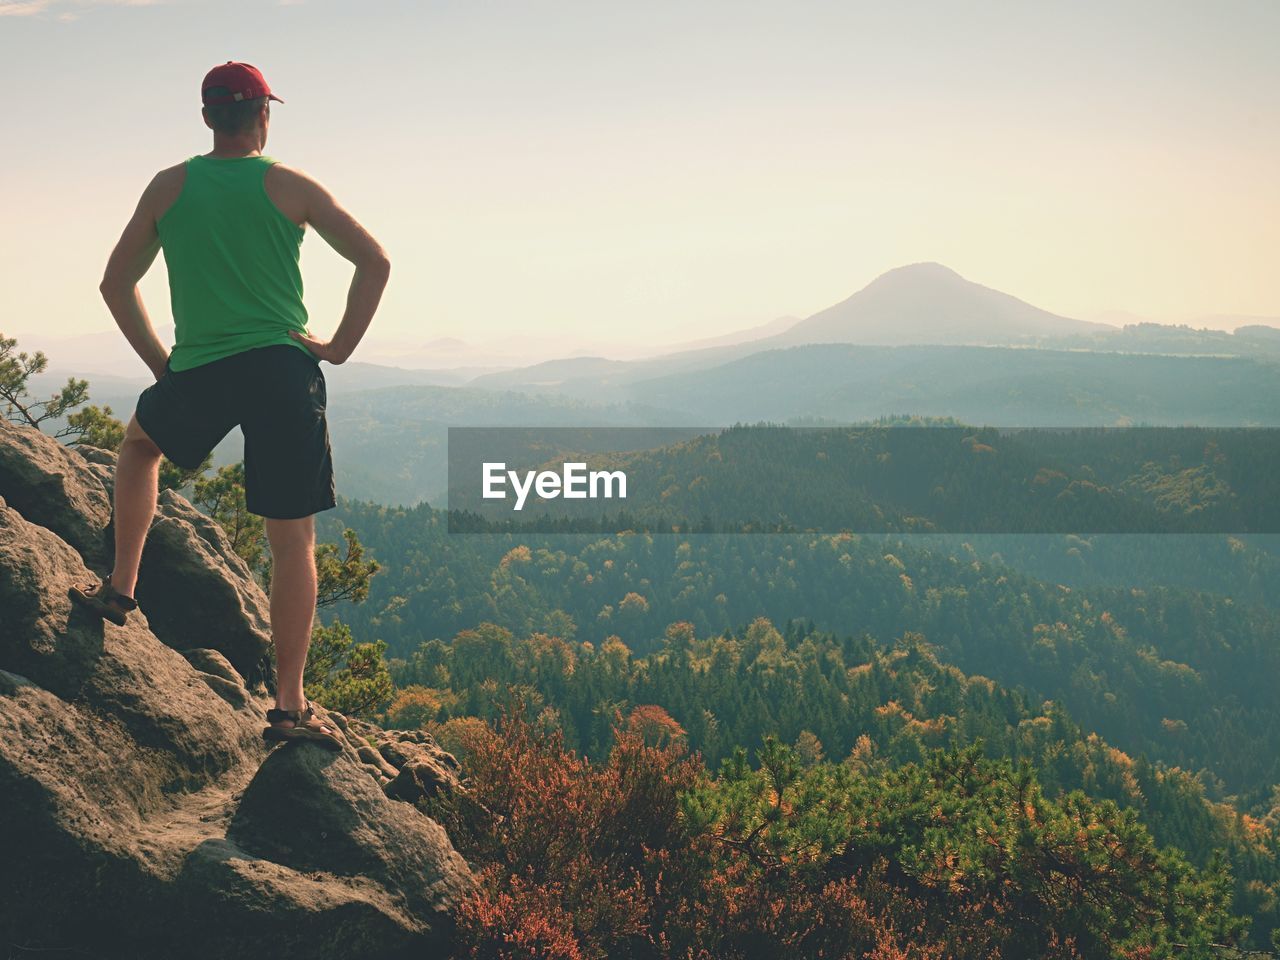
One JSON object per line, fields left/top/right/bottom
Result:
{"left": 24, "top": 263, "right": 1276, "bottom": 394}
{"left": 644, "top": 314, "right": 801, "bottom": 355}
{"left": 441, "top": 264, "right": 1280, "bottom": 396}
{"left": 451, "top": 263, "right": 1125, "bottom": 393}
{"left": 764, "top": 262, "right": 1113, "bottom": 348}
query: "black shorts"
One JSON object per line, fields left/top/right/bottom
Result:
{"left": 135, "top": 344, "right": 336, "bottom": 520}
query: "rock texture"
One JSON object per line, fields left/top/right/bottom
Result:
{"left": 0, "top": 420, "right": 474, "bottom": 959}
{"left": 0, "top": 421, "right": 111, "bottom": 568}
{"left": 137, "top": 489, "right": 274, "bottom": 685}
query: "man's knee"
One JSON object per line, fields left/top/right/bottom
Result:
{"left": 265, "top": 516, "right": 315, "bottom": 556}
{"left": 121, "top": 416, "right": 163, "bottom": 460}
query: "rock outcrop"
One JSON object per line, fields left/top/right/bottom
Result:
{"left": 137, "top": 488, "right": 275, "bottom": 685}
{"left": 0, "top": 419, "right": 111, "bottom": 568}
{"left": 0, "top": 420, "right": 475, "bottom": 959}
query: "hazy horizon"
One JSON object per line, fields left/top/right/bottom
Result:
{"left": 2, "top": 0, "right": 1277, "bottom": 358}
{"left": 11, "top": 257, "right": 1280, "bottom": 379}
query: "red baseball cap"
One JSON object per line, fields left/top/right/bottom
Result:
{"left": 201, "top": 61, "right": 284, "bottom": 106}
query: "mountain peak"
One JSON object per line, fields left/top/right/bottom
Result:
{"left": 771, "top": 263, "right": 1110, "bottom": 347}
{"left": 871, "top": 261, "right": 965, "bottom": 283}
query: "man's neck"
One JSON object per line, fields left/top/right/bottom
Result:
{"left": 208, "top": 133, "right": 264, "bottom": 159}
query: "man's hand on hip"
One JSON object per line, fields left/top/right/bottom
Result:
{"left": 290, "top": 329, "right": 349, "bottom": 365}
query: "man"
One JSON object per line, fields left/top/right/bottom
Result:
{"left": 71, "top": 62, "right": 391, "bottom": 750}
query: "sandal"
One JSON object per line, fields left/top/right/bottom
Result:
{"left": 69, "top": 575, "right": 138, "bottom": 627}
{"left": 263, "top": 700, "right": 345, "bottom": 751}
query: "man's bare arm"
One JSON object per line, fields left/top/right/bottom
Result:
{"left": 100, "top": 170, "right": 177, "bottom": 380}
{"left": 281, "top": 169, "right": 390, "bottom": 365}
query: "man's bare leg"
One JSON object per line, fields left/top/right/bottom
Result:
{"left": 265, "top": 515, "right": 317, "bottom": 721}
{"left": 109, "top": 415, "right": 163, "bottom": 598}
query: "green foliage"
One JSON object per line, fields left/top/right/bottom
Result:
{"left": 294, "top": 346, "right": 1280, "bottom": 509}
{"left": 315, "top": 527, "right": 380, "bottom": 607}
{"left": 7, "top": 330, "right": 208, "bottom": 484}
{"left": 391, "top": 617, "right": 1280, "bottom": 949}
{"left": 189, "top": 466, "right": 378, "bottom": 609}
{"left": 454, "top": 424, "right": 1280, "bottom": 536}
{"left": 64, "top": 403, "right": 126, "bottom": 450}
{"left": 303, "top": 618, "right": 393, "bottom": 718}
{"left": 937, "top": 532, "right": 1280, "bottom": 612}
{"left": 336, "top": 502, "right": 1280, "bottom": 805}
{"left": 383, "top": 685, "right": 449, "bottom": 730}
{"left": 0, "top": 333, "right": 89, "bottom": 434}
{"left": 159, "top": 452, "right": 214, "bottom": 494}
{"left": 682, "top": 741, "right": 1247, "bottom": 957}
{"left": 193, "top": 462, "right": 266, "bottom": 574}
{"left": 183, "top": 464, "right": 388, "bottom": 717}
{"left": 438, "top": 698, "right": 1248, "bottom": 960}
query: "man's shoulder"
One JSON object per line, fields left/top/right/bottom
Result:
{"left": 263, "top": 162, "right": 323, "bottom": 226}
{"left": 264, "top": 163, "right": 335, "bottom": 224}
{"left": 145, "top": 162, "right": 189, "bottom": 221}
{"left": 265, "top": 161, "right": 323, "bottom": 193}
{"left": 151, "top": 161, "right": 188, "bottom": 189}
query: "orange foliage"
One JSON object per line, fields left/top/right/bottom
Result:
{"left": 384, "top": 684, "right": 449, "bottom": 729}
{"left": 499, "top": 545, "right": 532, "bottom": 570}
{"left": 625, "top": 704, "right": 687, "bottom": 748}
{"left": 442, "top": 693, "right": 701, "bottom": 959}
{"left": 428, "top": 694, "right": 1210, "bottom": 960}
{"left": 428, "top": 715, "right": 493, "bottom": 766}
{"left": 456, "top": 872, "right": 585, "bottom": 960}
{"left": 618, "top": 591, "right": 650, "bottom": 614}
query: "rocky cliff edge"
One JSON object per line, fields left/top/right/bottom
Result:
{"left": 0, "top": 419, "right": 474, "bottom": 959}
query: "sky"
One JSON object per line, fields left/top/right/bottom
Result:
{"left": 1, "top": 0, "right": 1277, "bottom": 367}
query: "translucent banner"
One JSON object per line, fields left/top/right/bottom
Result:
{"left": 445, "top": 425, "right": 1280, "bottom": 534}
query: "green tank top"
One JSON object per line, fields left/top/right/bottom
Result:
{"left": 157, "top": 154, "right": 312, "bottom": 372}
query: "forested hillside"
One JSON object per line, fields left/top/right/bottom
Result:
{"left": 452, "top": 423, "right": 1280, "bottom": 534}
{"left": 427, "top": 688, "right": 1252, "bottom": 958}
{"left": 16, "top": 316, "right": 1280, "bottom": 951}
{"left": 622, "top": 345, "right": 1280, "bottom": 427}
{"left": 332, "top": 347, "right": 1280, "bottom": 507}
{"left": 390, "top": 618, "right": 1280, "bottom": 947}
{"left": 948, "top": 533, "right": 1280, "bottom": 609}
{"left": 68, "top": 345, "right": 1280, "bottom": 511}
{"left": 323, "top": 502, "right": 1280, "bottom": 803}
